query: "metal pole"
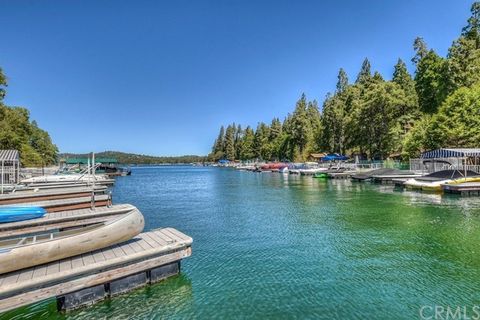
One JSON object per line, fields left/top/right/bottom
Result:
{"left": 1, "top": 160, "right": 3, "bottom": 194}
{"left": 91, "top": 152, "right": 96, "bottom": 210}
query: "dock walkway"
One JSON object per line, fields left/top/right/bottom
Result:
{"left": 0, "top": 204, "right": 134, "bottom": 238}
{"left": 0, "top": 228, "right": 192, "bottom": 313}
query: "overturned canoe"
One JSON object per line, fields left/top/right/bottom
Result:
{"left": 0, "top": 206, "right": 46, "bottom": 223}
{"left": 0, "top": 207, "right": 144, "bottom": 274}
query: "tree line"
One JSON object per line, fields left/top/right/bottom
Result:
{"left": 60, "top": 151, "right": 206, "bottom": 165}
{"left": 210, "top": 2, "right": 480, "bottom": 162}
{"left": 0, "top": 68, "right": 58, "bottom": 166}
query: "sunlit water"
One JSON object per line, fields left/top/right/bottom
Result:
{"left": 4, "top": 166, "right": 480, "bottom": 319}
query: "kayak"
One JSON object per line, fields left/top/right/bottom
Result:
{"left": 314, "top": 172, "right": 329, "bottom": 179}
{"left": 0, "top": 207, "right": 46, "bottom": 223}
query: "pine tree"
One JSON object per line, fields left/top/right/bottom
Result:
{"left": 211, "top": 126, "right": 225, "bottom": 160}
{"left": 234, "top": 124, "right": 243, "bottom": 160}
{"left": 0, "top": 68, "right": 6, "bottom": 101}
{"left": 290, "top": 93, "right": 311, "bottom": 161}
{"left": 356, "top": 58, "right": 372, "bottom": 84}
{"left": 412, "top": 37, "right": 428, "bottom": 65}
{"left": 393, "top": 59, "right": 420, "bottom": 134}
{"left": 414, "top": 48, "right": 446, "bottom": 114}
{"left": 224, "top": 124, "right": 236, "bottom": 160}
{"left": 336, "top": 68, "right": 349, "bottom": 94}
{"left": 240, "top": 126, "right": 255, "bottom": 160}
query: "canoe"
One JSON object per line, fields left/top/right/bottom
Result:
{"left": 0, "top": 207, "right": 46, "bottom": 223}
{"left": 0, "top": 207, "right": 144, "bottom": 274}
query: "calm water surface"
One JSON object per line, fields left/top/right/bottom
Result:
{"left": 4, "top": 166, "right": 480, "bottom": 319}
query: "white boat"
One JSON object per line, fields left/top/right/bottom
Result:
{"left": 21, "top": 173, "right": 111, "bottom": 184}
{"left": 0, "top": 207, "right": 144, "bottom": 274}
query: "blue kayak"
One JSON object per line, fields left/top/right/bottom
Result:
{"left": 0, "top": 206, "right": 47, "bottom": 223}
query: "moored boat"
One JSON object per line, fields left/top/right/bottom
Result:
{"left": 404, "top": 170, "right": 480, "bottom": 192}
{"left": 0, "top": 206, "right": 144, "bottom": 274}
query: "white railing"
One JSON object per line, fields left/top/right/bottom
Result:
{"left": 409, "top": 158, "right": 480, "bottom": 174}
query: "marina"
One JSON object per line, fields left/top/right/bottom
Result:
{"left": 0, "top": 155, "right": 194, "bottom": 316}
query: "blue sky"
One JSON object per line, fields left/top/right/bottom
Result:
{"left": 0, "top": 0, "right": 473, "bottom": 155}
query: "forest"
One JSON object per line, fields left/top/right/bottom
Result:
{"left": 0, "top": 68, "right": 58, "bottom": 166}
{"left": 60, "top": 151, "right": 206, "bottom": 165}
{"left": 210, "top": 3, "right": 480, "bottom": 162}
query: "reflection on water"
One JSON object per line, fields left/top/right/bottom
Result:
{"left": 3, "top": 167, "right": 480, "bottom": 319}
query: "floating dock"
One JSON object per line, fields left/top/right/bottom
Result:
{"left": 23, "top": 179, "right": 115, "bottom": 187}
{"left": 0, "top": 204, "right": 134, "bottom": 238}
{"left": 372, "top": 174, "right": 423, "bottom": 184}
{"left": 0, "top": 227, "right": 192, "bottom": 313}
{"left": 0, "top": 194, "right": 111, "bottom": 213}
{"left": 0, "top": 186, "right": 107, "bottom": 205}
{"left": 443, "top": 182, "right": 480, "bottom": 196}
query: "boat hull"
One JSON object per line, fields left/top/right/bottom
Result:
{"left": 0, "top": 208, "right": 145, "bottom": 274}
{"left": 0, "top": 207, "right": 46, "bottom": 223}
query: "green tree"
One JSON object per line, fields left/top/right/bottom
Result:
{"left": 356, "top": 58, "right": 372, "bottom": 85}
{"left": 289, "top": 94, "right": 311, "bottom": 161}
{"left": 240, "top": 126, "right": 255, "bottom": 160}
{"left": 224, "top": 124, "right": 236, "bottom": 160}
{"left": 402, "top": 115, "right": 433, "bottom": 159}
{"left": 357, "top": 81, "right": 408, "bottom": 159}
{"left": 426, "top": 84, "right": 480, "bottom": 148}
{"left": 392, "top": 58, "right": 420, "bottom": 134}
{"left": 0, "top": 68, "right": 7, "bottom": 101}
{"left": 414, "top": 47, "right": 446, "bottom": 114}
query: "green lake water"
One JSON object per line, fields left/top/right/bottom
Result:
{"left": 4, "top": 166, "right": 480, "bottom": 319}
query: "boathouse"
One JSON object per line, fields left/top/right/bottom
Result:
{"left": 410, "top": 148, "right": 480, "bottom": 173}
{"left": 0, "top": 150, "right": 20, "bottom": 192}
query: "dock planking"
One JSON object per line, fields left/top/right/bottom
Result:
{"left": 0, "top": 204, "right": 134, "bottom": 238}
{"left": 0, "top": 195, "right": 111, "bottom": 213}
{"left": 0, "top": 228, "right": 192, "bottom": 313}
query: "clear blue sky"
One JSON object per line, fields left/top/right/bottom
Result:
{"left": 0, "top": 0, "right": 473, "bottom": 155}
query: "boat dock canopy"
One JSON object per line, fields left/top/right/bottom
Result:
{"left": 0, "top": 150, "right": 20, "bottom": 188}
{"left": 421, "top": 148, "right": 480, "bottom": 159}
{"left": 0, "top": 150, "right": 19, "bottom": 162}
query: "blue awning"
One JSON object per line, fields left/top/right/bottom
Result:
{"left": 322, "top": 154, "right": 349, "bottom": 161}
{"left": 421, "top": 148, "right": 480, "bottom": 159}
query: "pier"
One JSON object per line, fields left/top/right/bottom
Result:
{"left": 443, "top": 182, "right": 480, "bottom": 196}
{"left": 0, "top": 158, "right": 194, "bottom": 315}
{"left": 0, "top": 228, "right": 192, "bottom": 313}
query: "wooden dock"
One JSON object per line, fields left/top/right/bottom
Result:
{"left": 0, "top": 186, "right": 107, "bottom": 205}
{"left": 443, "top": 182, "right": 480, "bottom": 196}
{"left": 23, "top": 179, "right": 115, "bottom": 187}
{"left": 0, "top": 228, "right": 192, "bottom": 313}
{"left": 0, "top": 194, "right": 111, "bottom": 213}
{"left": 372, "top": 174, "right": 423, "bottom": 184}
{"left": 0, "top": 204, "right": 134, "bottom": 238}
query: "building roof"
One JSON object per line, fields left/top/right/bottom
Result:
{"left": 421, "top": 148, "right": 480, "bottom": 159}
{"left": 65, "top": 157, "right": 117, "bottom": 164}
{"left": 0, "top": 150, "right": 19, "bottom": 162}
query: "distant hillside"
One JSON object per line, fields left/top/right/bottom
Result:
{"left": 59, "top": 151, "right": 207, "bottom": 165}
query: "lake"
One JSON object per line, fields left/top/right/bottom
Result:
{"left": 5, "top": 166, "right": 480, "bottom": 319}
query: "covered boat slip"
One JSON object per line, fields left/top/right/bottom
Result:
{"left": 0, "top": 228, "right": 192, "bottom": 313}
{"left": 0, "top": 194, "right": 111, "bottom": 213}
{"left": 0, "top": 204, "right": 134, "bottom": 238}
{"left": 410, "top": 148, "right": 480, "bottom": 174}
{"left": 0, "top": 185, "right": 108, "bottom": 205}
